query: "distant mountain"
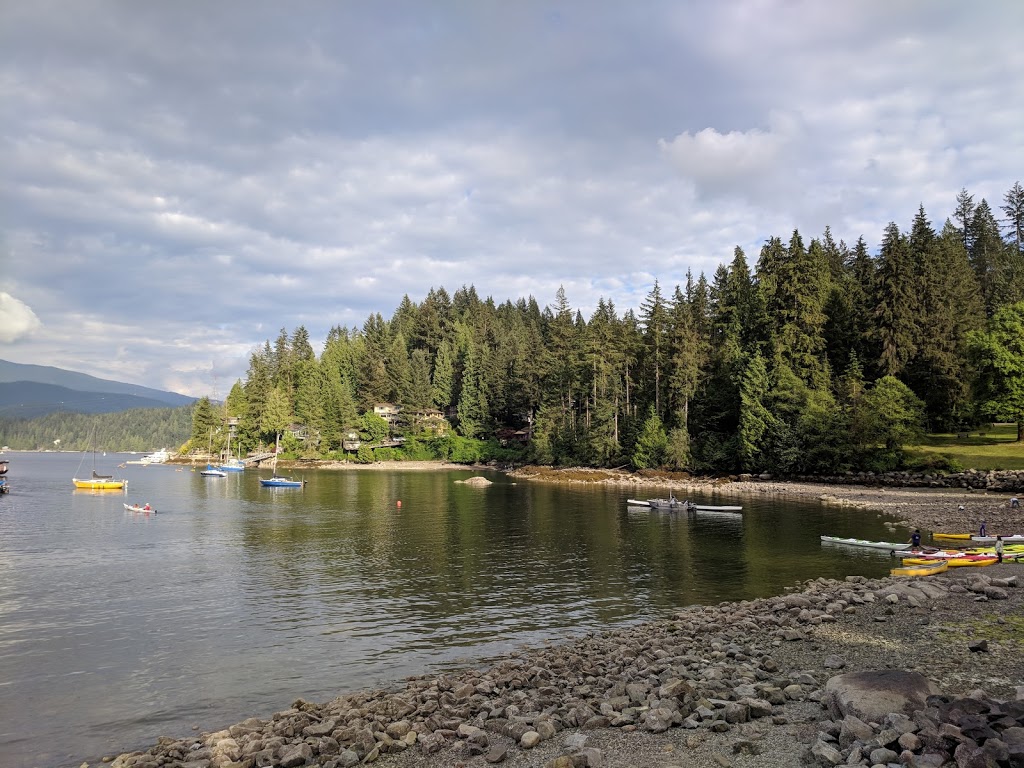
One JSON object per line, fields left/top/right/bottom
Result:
{"left": 0, "top": 359, "right": 194, "bottom": 418}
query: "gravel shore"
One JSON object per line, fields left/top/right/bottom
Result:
{"left": 95, "top": 475, "right": 1024, "bottom": 768}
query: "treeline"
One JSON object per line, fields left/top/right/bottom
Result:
{"left": 0, "top": 407, "right": 193, "bottom": 452}
{"left": 183, "top": 183, "right": 1024, "bottom": 474}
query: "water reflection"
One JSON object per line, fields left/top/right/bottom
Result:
{"left": 0, "top": 453, "right": 902, "bottom": 768}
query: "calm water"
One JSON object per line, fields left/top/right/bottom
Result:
{"left": 0, "top": 452, "right": 903, "bottom": 767}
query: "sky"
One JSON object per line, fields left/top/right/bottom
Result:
{"left": 1, "top": 1, "right": 1022, "bottom": 399}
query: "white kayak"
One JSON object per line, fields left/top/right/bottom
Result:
{"left": 820, "top": 535, "right": 911, "bottom": 551}
{"left": 971, "top": 534, "right": 1024, "bottom": 545}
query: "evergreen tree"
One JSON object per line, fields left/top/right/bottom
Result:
{"left": 189, "top": 396, "right": 218, "bottom": 447}
{"left": 241, "top": 343, "right": 272, "bottom": 452}
{"left": 293, "top": 358, "right": 326, "bottom": 452}
{"left": 262, "top": 386, "right": 293, "bottom": 447}
{"left": 456, "top": 342, "right": 488, "bottom": 438}
{"left": 431, "top": 339, "right": 456, "bottom": 410}
{"left": 225, "top": 381, "right": 247, "bottom": 419}
{"left": 774, "top": 230, "right": 829, "bottom": 386}
{"left": 386, "top": 331, "right": 413, "bottom": 405}
{"left": 667, "top": 285, "right": 703, "bottom": 436}
{"left": 357, "top": 313, "right": 392, "bottom": 408}
{"left": 737, "top": 352, "right": 775, "bottom": 473}
{"left": 1002, "top": 181, "right": 1024, "bottom": 255}
{"left": 639, "top": 280, "right": 670, "bottom": 418}
{"left": 874, "top": 222, "right": 918, "bottom": 376}
{"left": 407, "top": 349, "right": 433, "bottom": 411}
{"left": 631, "top": 406, "right": 667, "bottom": 469}
{"left": 953, "top": 187, "right": 976, "bottom": 253}
{"left": 905, "top": 219, "right": 984, "bottom": 428}
{"left": 971, "top": 199, "right": 1008, "bottom": 313}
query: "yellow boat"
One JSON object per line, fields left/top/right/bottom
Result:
{"left": 933, "top": 532, "right": 972, "bottom": 540}
{"left": 891, "top": 559, "right": 948, "bottom": 577}
{"left": 73, "top": 477, "right": 127, "bottom": 490}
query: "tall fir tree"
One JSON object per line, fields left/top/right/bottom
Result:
{"left": 874, "top": 222, "right": 919, "bottom": 377}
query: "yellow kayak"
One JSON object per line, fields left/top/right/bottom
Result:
{"left": 891, "top": 559, "right": 948, "bottom": 577}
{"left": 933, "top": 532, "right": 972, "bottom": 540}
{"left": 902, "top": 555, "right": 997, "bottom": 567}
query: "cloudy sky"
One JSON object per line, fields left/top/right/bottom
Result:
{"left": 2, "top": 1, "right": 1022, "bottom": 398}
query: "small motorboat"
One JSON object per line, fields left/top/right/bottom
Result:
{"left": 200, "top": 464, "right": 227, "bottom": 477}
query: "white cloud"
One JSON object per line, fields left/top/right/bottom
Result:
{"left": 0, "top": 292, "right": 42, "bottom": 342}
{"left": 659, "top": 123, "right": 791, "bottom": 193}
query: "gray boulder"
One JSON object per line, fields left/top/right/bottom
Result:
{"left": 824, "top": 670, "right": 941, "bottom": 723}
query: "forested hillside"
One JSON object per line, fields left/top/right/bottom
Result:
{"left": 179, "top": 183, "right": 1024, "bottom": 474}
{"left": 0, "top": 407, "right": 193, "bottom": 452}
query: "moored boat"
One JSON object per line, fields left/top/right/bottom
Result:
{"left": 632, "top": 498, "right": 743, "bottom": 513}
{"left": 891, "top": 559, "right": 948, "bottom": 577}
{"left": 259, "top": 476, "right": 304, "bottom": 488}
{"left": 820, "top": 535, "right": 912, "bottom": 551}
{"left": 200, "top": 464, "right": 227, "bottom": 477}
{"left": 647, "top": 497, "right": 687, "bottom": 510}
{"left": 73, "top": 437, "right": 127, "bottom": 490}
{"left": 126, "top": 449, "right": 172, "bottom": 465}
{"left": 259, "top": 434, "right": 303, "bottom": 487}
{"left": 73, "top": 470, "right": 127, "bottom": 491}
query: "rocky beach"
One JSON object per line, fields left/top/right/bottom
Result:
{"left": 91, "top": 472, "right": 1024, "bottom": 768}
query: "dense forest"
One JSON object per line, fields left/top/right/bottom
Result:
{"left": 181, "top": 183, "right": 1024, "bottom": 474}
{"left": 0, "top": 407, "right": 193, "bottom": 453}
{"left": 6, "top": 184, "right": 1024, "bottom": 474}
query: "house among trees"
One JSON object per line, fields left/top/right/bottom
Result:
{"left": 407, "top": 408, "right": 449, "bottom": 435}
{"left": 342, "top": 431, "right": 361, "bottom": 452}
{"left": 373, "top": 403, "right": 401, "bottom": 425}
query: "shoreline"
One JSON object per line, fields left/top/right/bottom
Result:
{"left": 92, "top": 471, "right": 1024, "bottom": 768}
{"left": 503, "top": 465, "right": 1024, "bottom": 537}
{"left": 98, "top": 564, "right": 1024, "bottom": 768}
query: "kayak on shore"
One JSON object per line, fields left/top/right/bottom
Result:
{"left": 891, "top": 559, "right": 948, "bottom": 577}
{"left": 902, "top": 555, "right": 997, "bottom": 567}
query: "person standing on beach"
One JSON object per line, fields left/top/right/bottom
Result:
{"left": 995, "top": 536, "right": 1004, "bottom": 563}
{"left": 980, "top": 520, "right": 987, "bottom": 537}
{"left": 1012, "top": 497, "right": 1020, "bottom": 509}
{"left": 910, "top": 529, "right": 922, "bottom": 548}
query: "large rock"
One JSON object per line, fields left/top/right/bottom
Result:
{"left": 824, "top": 670, "right": 942, "bottom": 723}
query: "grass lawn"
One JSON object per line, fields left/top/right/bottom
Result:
{"left": 909, "top": 422, "right": 1024, "bottom": 471}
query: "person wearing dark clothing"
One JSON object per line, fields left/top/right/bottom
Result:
{"left": 910, "top": 529, "right": 922, "bottom": 548}
{"left": 995, "top": 536, "right": 1004, "bottom": 563}
{"left": 980, "top": 520, "right": 987, "bottom": 537}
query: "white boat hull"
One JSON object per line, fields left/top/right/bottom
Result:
{"left": 820, "top": 536, "right": 912, "bottom": 551}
